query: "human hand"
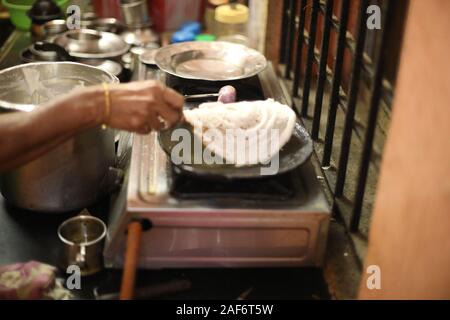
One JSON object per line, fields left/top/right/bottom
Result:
{"left": 102, "top": 80, "right": 184, "bottom": 134}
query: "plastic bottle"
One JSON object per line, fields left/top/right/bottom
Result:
{"left": 214, "top": 2, "right": 249, "bottom": 46}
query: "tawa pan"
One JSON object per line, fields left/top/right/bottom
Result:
{"left": 158, "top": 120, "right": 313, "bottom": 180}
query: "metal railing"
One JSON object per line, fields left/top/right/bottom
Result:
{"left": 278, "top": 0, "right": 400, "bottom": 236}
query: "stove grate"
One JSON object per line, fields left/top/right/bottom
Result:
{"left": 170, "top": 169, "right": 296, "bottom": 201}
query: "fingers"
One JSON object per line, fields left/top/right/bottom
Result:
{"left": 155, "top": 105, "right": 182, "bottom": 128}
{"left": 135, "top": 111, "right": 162, "bottom": 134}
{"left": 149, "top": 84, "right": 183, "bottom": 128}
{"left": 162, "top": 86, "right": 184, "bottom": 110}
{"left": 136, "top": 125, "right": 151, "bottom": 135}
{"left": 107, "top": 80, "right": 184, "bottom": 134}
{"left": 144, "top": 80, "right": 184, "bottom": 109}
{"left": 147, "top": 109, "right": 163, "bottom": 131}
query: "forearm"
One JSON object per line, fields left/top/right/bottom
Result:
{"left": 0, "top": 86, "right": 103, "bottom": 172}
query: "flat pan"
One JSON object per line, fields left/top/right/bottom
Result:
{"left": 155, "top": 41, "right": 267, "bottom": 81}
{"left": 158, "top": 121, "right": 313, "bottom": 180}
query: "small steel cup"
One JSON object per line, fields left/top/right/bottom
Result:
{"left": 120, "top": 0, "right": 151, "bottom": 28}
{"left": 58, "top": 215, "right": 107, "bottom": 276}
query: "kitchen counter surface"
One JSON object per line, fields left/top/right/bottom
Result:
{"left": 0, "top": 194, "right": 330, "bottom": 300}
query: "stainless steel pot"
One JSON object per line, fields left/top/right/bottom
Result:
{"left": 43, "top": 19, "right": 68, "bottom": 41}
{"left": 0, "top": 62, "right": 119, "bottom": 212}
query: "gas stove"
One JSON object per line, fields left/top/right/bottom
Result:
{"left": 104, "top": 62, "right": 330, "bottom": 269}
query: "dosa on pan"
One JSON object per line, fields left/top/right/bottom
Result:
{"left": 183, "top": 99, "right": 297, "bottom": 166}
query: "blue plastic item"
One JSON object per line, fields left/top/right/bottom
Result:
{"left": 180, "top": 21, "right": 202, "bottom": 36}
{"left": 171, "top": 30, "right": 196, "bottom": 43}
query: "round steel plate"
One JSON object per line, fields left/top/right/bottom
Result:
{"left": 155, "top": 41, "right": 268, "bottom": 81}
{"left": 54, "top": 29, "right": 130, "bottom": 59}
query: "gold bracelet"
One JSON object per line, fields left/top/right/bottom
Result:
{"left": 101, "top": 82, "right": 111, "bottom": 130}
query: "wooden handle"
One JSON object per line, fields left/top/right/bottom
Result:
{"left": 120, "top": 221, "right": 143, "bottom": 300}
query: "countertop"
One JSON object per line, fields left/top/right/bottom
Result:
{"left": 0, "top": 194, "right": 329, "bottom": 300}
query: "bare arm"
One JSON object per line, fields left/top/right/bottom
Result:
{"left": 0, "top": 87, "right": 101, "bottom": 172}
{"left": 0, "top": 80, "right": 184, "bottom": 173}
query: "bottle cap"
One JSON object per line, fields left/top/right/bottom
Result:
{"left": 181, "top": 21, "right": 202, "bottom": 35}
{"left": 195, "top": 34, "right": 217, "bottom": 42}
{"left": 171, "top": 30, "right": 196, "bottom": 43}
{"left": 215, "top": 4, "right": 249, "bottom": 25}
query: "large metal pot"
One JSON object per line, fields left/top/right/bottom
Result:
{"left": 0, "top": 62, "right": 119, "bottom": 212}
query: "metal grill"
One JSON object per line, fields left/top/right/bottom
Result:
{"left": 277, "top": 0, "right": 404, "bottom": 239}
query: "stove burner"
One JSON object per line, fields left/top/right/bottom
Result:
{"left": 166, "top": 71, "right": 296, "bottom": 201}
{"left": 170, "top": 169, "right": 296, "bottom": 201}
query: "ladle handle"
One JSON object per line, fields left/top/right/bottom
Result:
{"left": 120, "top": 221, "right": 143, "bottom": 300}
